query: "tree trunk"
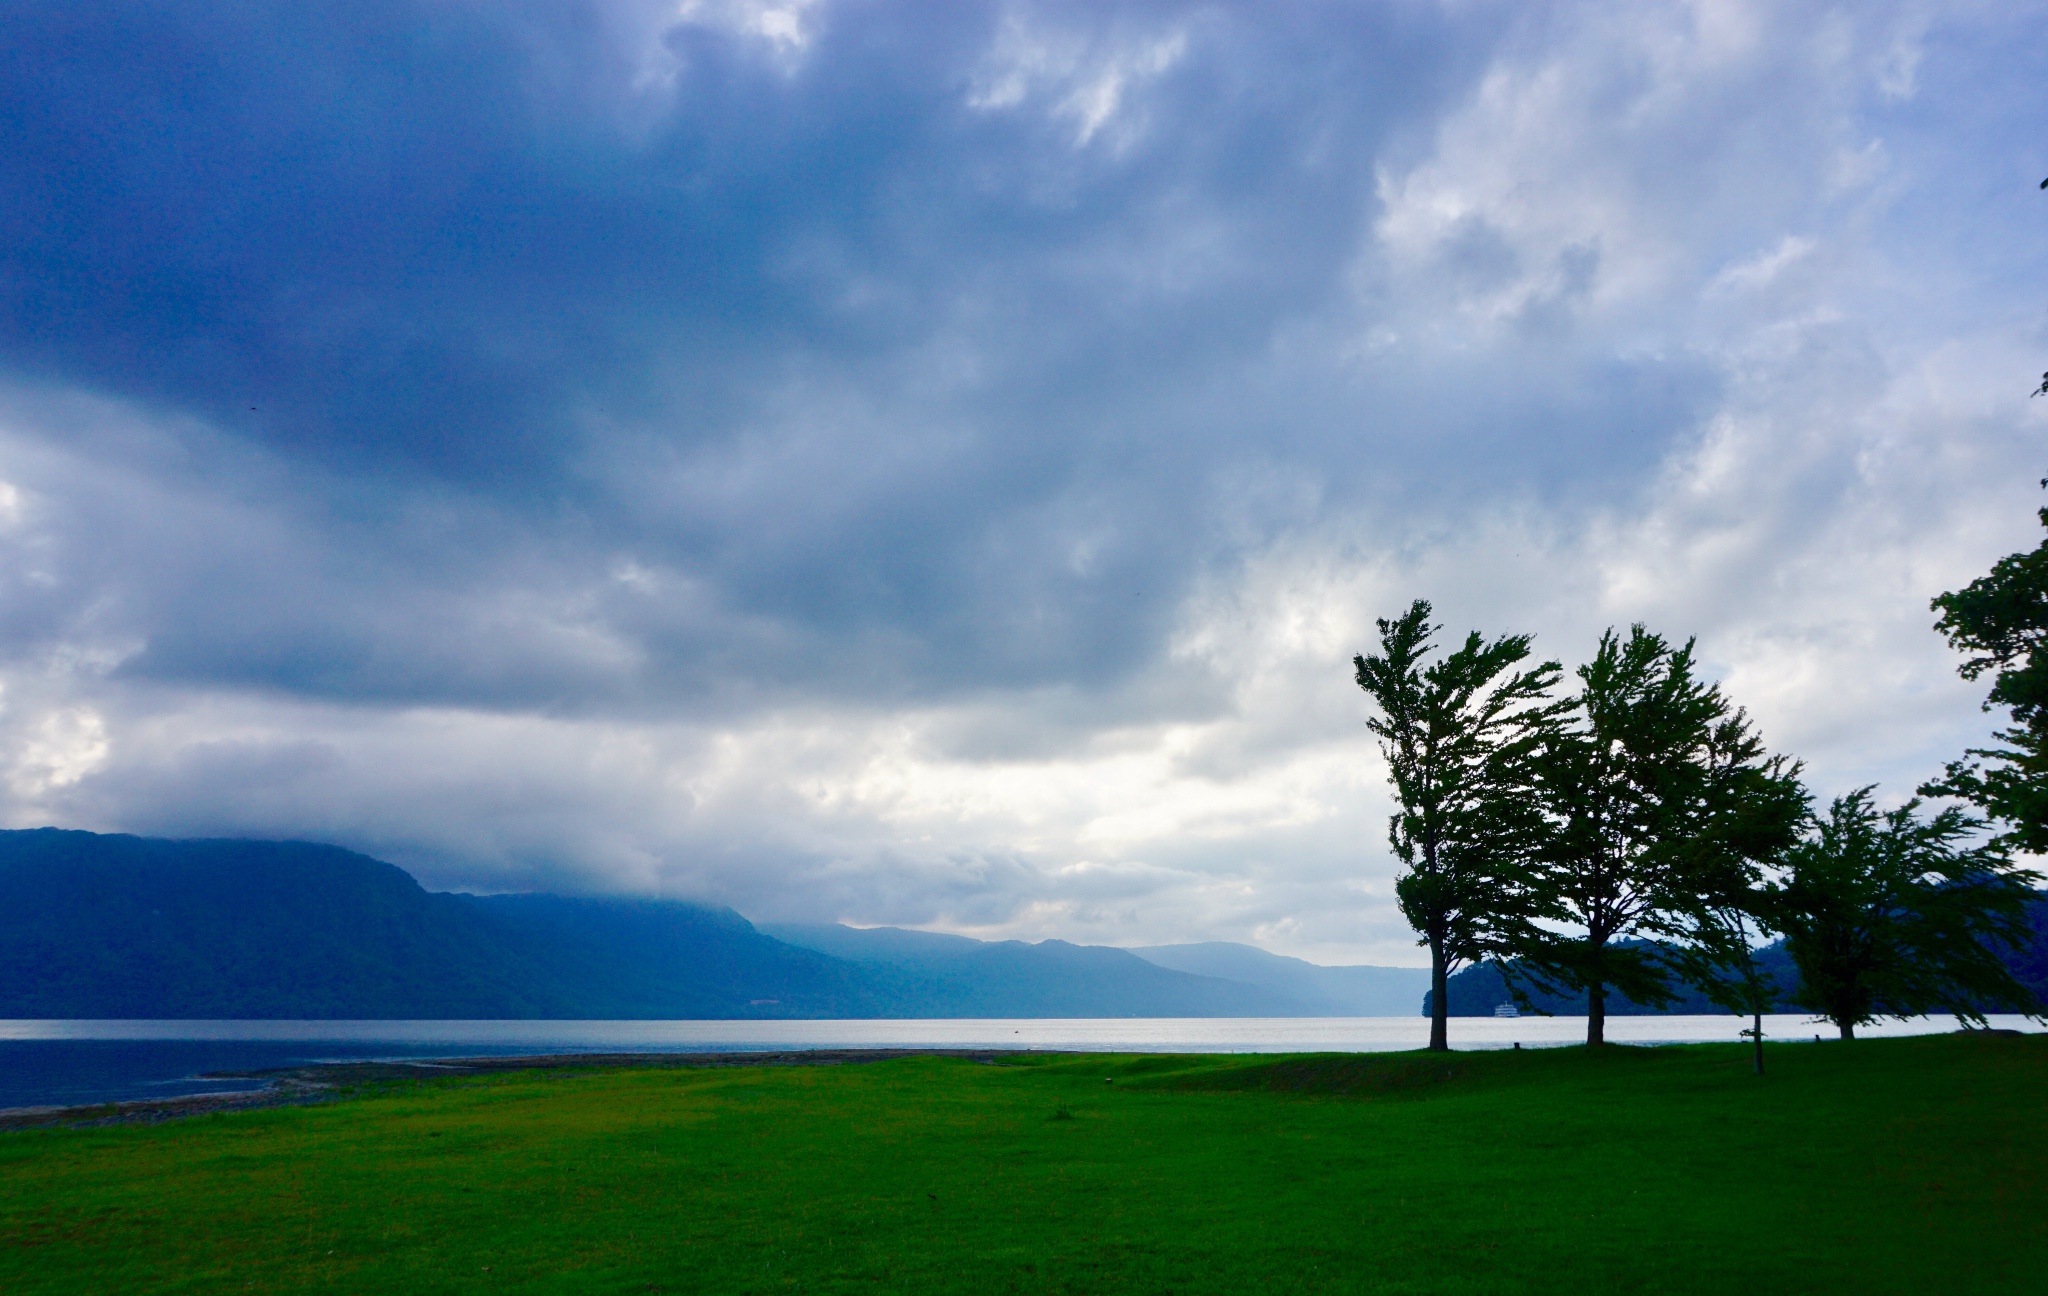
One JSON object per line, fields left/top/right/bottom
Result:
{"left": 1839, "top": 1021, "right": 1855, "bottom": 1041}
{"left": 1752, "top": 1012, "right": 1763, "bottom": 1076}
{"left": 1587, "top": 981, "right": 1606, "bottom": 1046}
{"left": 1428, "top": 938, "right": 1449, "bottom": 1052}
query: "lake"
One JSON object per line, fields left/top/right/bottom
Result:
{"left": 4, "top": 1014, "right": 2037, "bottom": 1111}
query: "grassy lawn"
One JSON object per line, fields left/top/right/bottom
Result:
{"left": 1, "top": 1033, "right": 2041, "bottom": 1294}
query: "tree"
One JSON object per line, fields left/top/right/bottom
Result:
{"left": 1923, "top": 493, "right": 2048, "bottom": 853}
{"left": 1353, "top": 600, "right": 1564, "bottom": 1051}
{"left": 1773, "top": 789, "right": 2041, "bottom": 1039}
{"left": 1518, "top": 626, "right": 1805, "bottom": 1046}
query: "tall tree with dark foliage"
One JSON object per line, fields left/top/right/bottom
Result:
{"left": 1774, "top": 789, "right": 2041, "bottom": 1038}
{"left": 1354, "top": 601, "right": 1563, "bottom": 1051}
{"left": 1924, "top": 490, "right": 2048, "bottom": 854}
{"left": 1520, "top": 627, "right": 1805, "bottom": 1045}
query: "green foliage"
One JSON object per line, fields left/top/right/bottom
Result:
{"left": 1773, "top": 789, "right": 2042, "bottom": 1038}
{"left": 1354, "top": 600, "right": 1564, "bottom": 1048}
{"left": 1517, "top": 627, "right": 1805, "bottom": 1042}
{"left": 4, "top": 1039, "right": 2046, "bottom": 1294}
{"left": 1925, "top": 503, "right": 2048, "bottom": 853}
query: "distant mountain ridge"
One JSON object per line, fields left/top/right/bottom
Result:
{"left": 1125, "top": 942, "right": 1433, "bottom": 1017}
{"left": 0, "top": 829, "right": 1367, "bottom": 1020}
{"left": 761, "top": 924, "right": 1304, "bottom": 1017}
{"left": 0, "top": 829, "right": 880, "bottom": 1019}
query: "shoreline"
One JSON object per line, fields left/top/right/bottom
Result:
{"left": 0, "top": 1048, "right": 1051, "bottom": 1131}
{"left": 9, "top": 1026, "right": 2029, "bottom": 1131}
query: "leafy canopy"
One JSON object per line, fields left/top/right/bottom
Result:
{"left": 1773, "top": 789, "right": 2042, "bottom": 1036}
{"left": 1354, "top": 601, "right": 1562, "bottom": 969}
{"left": 1518, "top": 626, "right": 1804, "bottom": 1026}
{"left": 1925, "top": 500, "right": 2048, "bottom": 853}
{"left": 1354, "top": 601, "right": 1564, "bottom": 1048}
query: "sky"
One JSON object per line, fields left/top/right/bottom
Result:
{"left": 1, "top": 0, "right": 2044, "bottom": 966}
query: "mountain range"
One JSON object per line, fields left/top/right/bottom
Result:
{"left": 0, "top": 829, "right": 1420, "bottom": 1019}
{"left": 761, "top": 924, "right": 1430, "bottom": 1017}
{"left": 13, "top": 828, "right": 2039, "bottom": 1021}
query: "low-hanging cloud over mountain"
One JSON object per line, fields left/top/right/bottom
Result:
{"left": 1, "top": 0, "right": 2043, "bottom": 963}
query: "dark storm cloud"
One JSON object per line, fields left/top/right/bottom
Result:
{"left": 4, "top": 0, "right": 1449, "bottom": 475}
{"left": 1, "top": 0, "right": 1692, "bottom": 714}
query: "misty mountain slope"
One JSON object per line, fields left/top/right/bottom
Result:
{"left": 466, "top": 896, "right": 884, "bottom": 1019}
{"left": 758, "top": 923, "right": 987, "bottom": 964}
{"left": 5, "top": 830, "right": 1299, "bottom": 1019}
{"left": 1129, "top": 943, "right": 1434, "bottom": 1017}
{"left": 0, "top": 829, "right": 879, "bottom": 1019}
{"left": 762, "top": 924, "right": 1304, "bottom": 1017}
{"left": 0, "top": 829, "right": 573, "bottom": 1018}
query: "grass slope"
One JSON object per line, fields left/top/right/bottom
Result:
{"left": 2, "top": 1034, "right": 2042, "bottom": 1294}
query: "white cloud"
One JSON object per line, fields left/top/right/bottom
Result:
{"left": 1708, "top": 235, "right": 1817, "bottom": 296}
{"left": 969, "top": 8, "right": 1189, "bottom": 149}
{"left": 676, "top": 0, "right": 825, "bottom": 52}
{"left": 8, "top": 707, "right": 109, "bottom": 801}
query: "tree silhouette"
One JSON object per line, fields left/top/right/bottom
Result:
{"left": 1518, "top": 627, "right": 1804, "bottom": 1045}
{"left": 1923, "top": 489, "right": 2048, "bottom": 853}
{"left": 1774, "top": 789, "right": 2041, "bottom": 1038}
{"left": 1354, "top": 601, "right": 1563, "bottom": 1051}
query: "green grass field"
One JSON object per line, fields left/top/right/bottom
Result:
{"left": 3, "top": 1034, "right": 2042, "bottom": 1294}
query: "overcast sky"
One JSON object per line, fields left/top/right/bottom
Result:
{"left": 1, "top": 0, "right": 2044, "bottom": 964}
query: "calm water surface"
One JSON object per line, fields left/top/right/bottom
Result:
{"left": 4, "top": 1014, "right": 2036, "bottom": 1110}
